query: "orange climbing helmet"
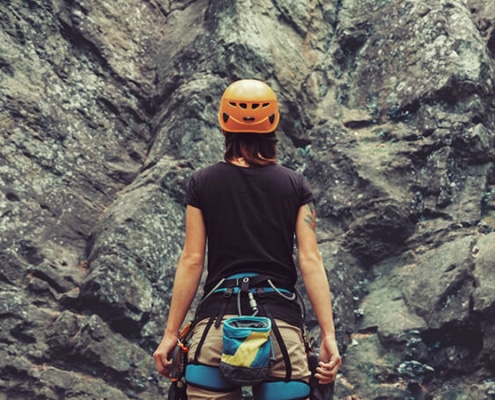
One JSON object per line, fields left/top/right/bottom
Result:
{"left": 218, "top": 79, "right": 280, "bottom": 134}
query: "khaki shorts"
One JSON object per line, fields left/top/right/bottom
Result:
{"left": 186, "top": 315, "right": 311, "bottom": 400}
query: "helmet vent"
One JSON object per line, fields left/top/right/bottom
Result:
{"left": 229, "top": 102, "right": 236, "bottom": 107}
{"left": 243, "top": 116, "right": 255, "bottom": 121}
{"left": 269, "top": 114, "right": 275, "bottom": 124}
{"left": 223, "top": 112, "right": 229, "bottom": 123}
{"left": 252, "top": 103, "right": 259, "bottom": 109}
{"left": 262, "top": 103, "right": 270, "bottom": 108}
{"left": 239, "top": 103, "right": 248, "bottom": 109}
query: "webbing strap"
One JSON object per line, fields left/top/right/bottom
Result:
{"left": 193, "top": 316, "right": 215, "bottom": 364}
{"left": 262, "top": 304, "right": 292, "bottom": 382}
{"left": 215, "top": 290, "right": 232, "bottom": 328}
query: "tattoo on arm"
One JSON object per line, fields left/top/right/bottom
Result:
{"left": 304, "top": 202, "right": 316, "bottom": 231}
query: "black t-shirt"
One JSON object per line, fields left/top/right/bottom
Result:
{"left": 186, "top": 162, "right": 314, "bottom": 294}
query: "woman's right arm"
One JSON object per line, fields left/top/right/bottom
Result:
{"left": 295, "top": 202, "right": 341, "bottom": 383}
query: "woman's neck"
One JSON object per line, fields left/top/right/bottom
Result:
{"left": 229, "top": 157, "right": 250, "bottom": 167}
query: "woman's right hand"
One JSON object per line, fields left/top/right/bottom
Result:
{"left": 314, "top": 335, "right": 341, "bottom": 384}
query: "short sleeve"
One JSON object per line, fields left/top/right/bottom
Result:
{"left": 185, "top": 174, "right": 202, "bottom": 209}
{"left": 298, "top": 174, "right": 315, "bottom": 206}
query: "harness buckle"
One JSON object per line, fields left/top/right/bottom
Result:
{"left": 223, "top": 287, "right": 234, "bottom": 299}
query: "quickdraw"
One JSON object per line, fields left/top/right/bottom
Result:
{"left": 168, "top": 322, "right": 193, "bottom": 400}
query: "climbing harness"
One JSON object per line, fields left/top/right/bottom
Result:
{"left": 181, "top": 273, "right": 311, "bottom": 399}
{"left": 169, "top": 273, "right": 333, "bottom": 399}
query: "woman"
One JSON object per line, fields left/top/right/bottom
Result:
{"left": 153, "top": 79, "right": 341, "bottom": 400}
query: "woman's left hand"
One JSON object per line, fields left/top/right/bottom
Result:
{"left": 153, "top": 335, "right": 178, "bottom": 377}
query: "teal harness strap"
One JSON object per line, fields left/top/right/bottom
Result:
{"left": 185, "top": 364, "right": 238, "bottom": 392}
{"left": 213, "top": 287, "right": 294, "bottom": 296}
{"left": 185, "top": 364, "right": 310, "bottom": 399}
{"left": 254, "top": 380, "right": 310, "bottom": 400}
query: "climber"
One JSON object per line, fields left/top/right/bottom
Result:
{"left": 153, "top": 79, "right": 341, "bottom": 399}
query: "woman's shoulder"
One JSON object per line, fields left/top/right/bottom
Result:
{"left": 269, "top": 163, "right": 305, "bottom": 178}
{"left": 194, "top": 162, "right": 225, "bottom": 172}
{"left": 191, "top": 162, "right": 230, "bottom": 179}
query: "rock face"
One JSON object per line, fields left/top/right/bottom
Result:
{"left": 1, "top": 0, "right": 495, "bottom": 398}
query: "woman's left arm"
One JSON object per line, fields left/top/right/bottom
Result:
{"left": 153, "top": 205, "right": 206, "bottom": 377}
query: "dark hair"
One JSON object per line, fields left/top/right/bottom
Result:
{"left": 224, "top": 132, "right": 278, "bottom": 167}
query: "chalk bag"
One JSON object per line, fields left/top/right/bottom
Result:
{"left": 219, "top": 316, "right": 273, "bottom": 386}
